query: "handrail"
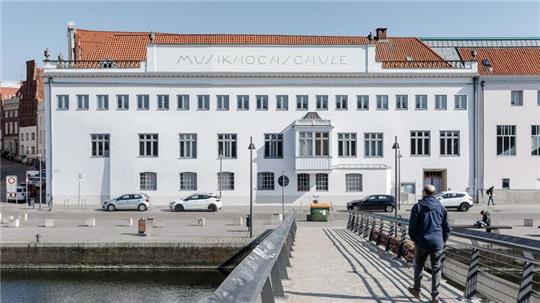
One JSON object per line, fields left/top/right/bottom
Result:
{"left": 208, "top": 211, "right": 296, "bottom": 303}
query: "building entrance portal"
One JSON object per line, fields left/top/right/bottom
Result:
{"left": 423, "top": 170, "right": 447, "bottom": 194}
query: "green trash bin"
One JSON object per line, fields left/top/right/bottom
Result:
{"left": 310, "top": 202, "right": 330, "bottom": 222}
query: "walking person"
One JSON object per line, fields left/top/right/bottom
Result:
{"left": 408, "top": 185, "right": 451, "bottom": 303}
{"left": 486, "top": 186, "right": 495, "bottom": 206}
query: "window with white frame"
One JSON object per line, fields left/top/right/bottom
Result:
{"left": 296, "top": 95, "right": 308, "bottom": 110}
{"left": 157, "top": 95, "right": 169, "bottom": 110}
{"left": 179, "top": 134, "right": 197, "bottom": 158}
{"left": 77, "top": 95, "right": 89, "bottom": 110}
{"left": 316, "top": 95, "right": 328, "bottom": 110}
{"left": 338, "top": 133, "right": 356, "bottom": 157}
{"left": 316, "top": 173, "right": 328, "bottom": 191}
{"left": 415, "top": 95, "right": 427, "bottom": 110}
{"left": 532, "top": 125, "right": 540, "bottom": 156}
{"left": 117, "top": 95, "right": 129, "bottom": 110}
{"left": 256, "top": 95, "right": 268, "bottom": 110}
{"left": 264, "top": 134, "right": 283, "bottom": 158}
{"left": 357, "top": 95, "right": 369, "bottom": 110}
{"left": 410, "top": 131, "right": 430, "bottom": 156}
{"left": 177, "top": 95, "right": 190, "bottom": 110}
{"left": 346, "top": 174, "right": 363, "bottom": 192}
{"left": 218, "top": 134, "right": 237, "bottom": 158}
{"left": 276, "top": 95, "right": 288, "bottom": 110}
{"left": 336, "top": 95, "right": 348, "bottom": 110}
{"left": 137, "top": 95, "right": 149, "bottom": 110}
{"left": 364, "top": 133, "right": 383, "bottom": 157}
{"left": 217, "top": 172, "right": 234, "bottom": 190}
{"left": 97, "top": 95, "right": 109, "bottom": 110}
{"left": 454, "top": 95, "right": 467, "bottom": 110}
{"left": 440, "top": 131, "right": 460, "bottom": 156}
{"left": 57, "top": 95, "right": 69, "bottom": 110}
{"left": 197, "top": 95, "right": 210, "bottom": 110}
{"left": 217, "top": 95, "right": 229, "bottom": 110}
{"left": 497, "top": 125, "right": 516, "bottom": 156}
{"left": 237, "top": 95, "right": 249, "bottom": 110}
{"left": 299, "top": 132, "right": 313, "bottom": 156}
{"left": 257, "top": 172, "right": 275, "bottom": 190}
{"left": 139, "top": 134, "right": 158, "bottom": 157}
{"left": 297, "top": 174, "right": 310, "bottom": 191}
{"left": 376, "top": 95, "right": 388, "bottom": 110}
{"left": 511, "top": 90, "right": 523, "bottom": 106}
{"left": 315, "top": 132, "right": 329, "bottom": 156}
{"left": 396, "top": 95, "right": 408, "bottom": 110}
{"left": 435, "top": 95, "right": 447, "bottom": 110}
{"left": 140, "top": 172, "right": 157, "bottom": 190}
{"left": 179, "top": 172, "right": 197, "bottom": 190}
{"left": 91, "top": 134, "right": 110, "bottom": 157}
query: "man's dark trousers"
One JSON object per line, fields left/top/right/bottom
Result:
{"left": 413, "top": 246, "right": 444, "bottom": 298}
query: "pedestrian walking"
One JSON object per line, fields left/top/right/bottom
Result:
{"left": 408, "top": 184, "right": 451, "bottom": 303}
{"left": 486, "top": 186, "right": 495, "bottom": 206}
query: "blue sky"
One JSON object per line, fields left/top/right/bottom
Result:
{"left": 1, "top": 0, "right": 539, "bottom": 80}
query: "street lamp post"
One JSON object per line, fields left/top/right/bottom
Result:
{"left": 248, "top": 137, "right": 255, "bottom": 238}
{"left": 218, "top": 152, "right": 223, "bottom": 199}
{"left": 398, "top": 151, "right": 403, "bottom": 211}
{"left": 38, "top": 153, "right": 42, "bottom": 210}
{"left": 392, "top": 136, "right": 400, "bottom": 219}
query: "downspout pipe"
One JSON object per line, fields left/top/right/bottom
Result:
{"left": 472, "top": 76, "right": 478, "bottom": 203}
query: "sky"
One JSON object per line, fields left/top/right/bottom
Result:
{"left": 1, "top": 0, "right": 539, "bottom": 80}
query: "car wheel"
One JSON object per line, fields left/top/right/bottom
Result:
{"left": 107, "top": 204, "right": 116, "bottom": 211}
{"left": 208, "top": 204, "right": 217, "bottom": 212}
{"left": 174, "top": 204, "right": 184, "bottom": 212}
{"left": 459, "top": 202, "right": 470, "bottom": 212}
{"left": 385, "top": 205, "right": 394, "bottom": 213}
{"left": 138, "top": 204, "right": 148, "bottom": 212}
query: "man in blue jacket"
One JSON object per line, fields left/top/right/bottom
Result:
{"left": 408, "top": 184, "right": 451, "bottom": 303}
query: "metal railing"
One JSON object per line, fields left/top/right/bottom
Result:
{"left": 382, "top": 60, "right": 470, "bottom": 69}
{"left": 45, "top": 59, "right": 141, "bottom": 69}
{"left": 347, "top": 210, "right": 540, "bottom": 303}
{"left": 208, "top": 211, "right": 297, "bottom": 303}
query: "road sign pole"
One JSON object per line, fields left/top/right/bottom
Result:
{"left": 26, "top": 173, "right": 30, "bottom": 208}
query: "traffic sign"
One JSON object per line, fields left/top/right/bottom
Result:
{"left": 278, "top": 175, "right": 289, "bottom": 187}
{"left": 6, "top": 175, "right": 17, "bottom": 201}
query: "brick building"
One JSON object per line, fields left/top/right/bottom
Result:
{"left": 18, "top": 60, "right": 44, "bottom": 158}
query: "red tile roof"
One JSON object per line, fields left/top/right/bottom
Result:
{"left": 74, "top": 29, "right": 446, "bottom": 67}
{"left": 0, "top": 87, "right": 20, "bottom": 101}
{"left": 458, "top": 47, "right": 540, "bottom": 75}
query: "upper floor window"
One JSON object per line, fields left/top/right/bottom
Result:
{"left": 440, "top": 131, "right": 460, "bottom": 156}
{"left": 410, "top": 131, "right": 430, "bottom": 156}
{"left": 357, "top": 95, "right": 369, "bottom": 110}
{"left": 336, "top": 95, "right": 348, "bottom": 110}
{"left": 338, "top": 133, "right": 356, "bottom": 157}
{"left": 77, "top": 95, "right": 89, "bottom": 110}
{"left": 179, "top": 172, "right": 197, "bottom": 191}
{"left": 179, "top": 133, "right": 197, "bottom": 158}
{"left": 218, "top": 172, "right": 235, "bottom": 190}
{"left": 97, "top": 95, "right": 109, "bottom": 110}
{"left": 137, "top": 95, "right": 149, "bottom": 110}
{"left": 177, "top": 95, "right": 190, "bottom": 110}
{"left": 497, "top": 125, "right": 516, "bottom": 156}
{"left": 256, "top": 95, "right": 268, "bottom": 110}
{"left": 396, "top": 95, "right": 408, "bottom": 110}
{"left": 140, "top": 172, "right": 157, "bottom": 190}
{"left": 157, "top": 95, "right": 169, "bottom": 110}
{"left": 197, "top": 95, "right": 210, "bottom": 110}
{"left": 264, "top": 134, "right": 283, "bottom": 159}
{"left": 511, "top": 90, "right": 523, "bottom": 106}
{"left": 454, "top": 95, "right": 467, "bottom": 110}
{"left": 345, "top": 174, "right": 363, "bottom": 192}
{"left": 91, "top": 134, "right": 110, "bottom": 157}
{"left": 316, "top": 95, "right": 328, "bottom": 110}
{"left": 364, "top": 133, "right": 383, "bottom": 157}
{"left": 276, "top": 95, "right": 289, "bottom": 110}
{"left": 376, "top": 95, "right": 388, "bottom": 110}
{"left": 117, "top": 95, "right": 129, "bottom": 110}
{"left": 217, "top": 95, "right": 229, "bottom": 111}
{"left": 218, "top": 134, "right": 237, "bottom": 158}
{"left": 57, "top": 95, "right": 69, "bottom": 110}
{"left": 435, "top": 95, "right": 447, "bottom": 110}
{"left": 296, "top": 95, "right": 308, "bottom": 110}
{"left": 531, "top": 125, "right": 540, "bottom": 156}
{"left": 298, "top": 131, "right": 330, "bottom": 157}
{"left": 257, "top": 172, "right": 275, "bottom": 190}
{"left": 297, "top": 173, "right": 310, "bottom": 192}
{"left": 415, "top": 95, "right": 427, "bottom": 110}
{"left": 237, "top": 95, "right": 249, "bottom": 110}
{"left": 139, "top": 134, "right": 158, "bottom": 157}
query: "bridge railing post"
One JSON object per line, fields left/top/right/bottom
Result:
{"left": 260, "top": 276, "right": 275, "bottom": 303}
{"left": 464, "top": 246, "right": 480, "bottom": 299}
{"left": 517, "top": 251, "right": 534, "bottom": 303}
{"left": 357, "top": 213, "right": 363, "bottom": 235}
{"left": 396, "top": 225, "right": 408, "bottom": 259}
{"left": 386, "top": 223, "right": 394, "bottom": 251}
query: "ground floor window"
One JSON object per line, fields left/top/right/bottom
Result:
{"left": 297, "top": 174, "right": 310, "bottom": 192}
{"left": 218, "top": 172, "right": 235, "bottom": 190}
{"left": 257, "top": 172, "right": 275, "bottom": 190}
{"left": 179, "top": 172, "right": 197, "bottom": 190}
{"left": 140, "top": 172, "right": 157, "bottom": 190}
{"left": 316, "top": 173, "right": 328, "bottom": 191}
{"left": 346, "top": 174, "right": 363, "bottom": 192}
{"left": 502, "top": 178, "right": 510, "bottom": 190}
{"left": 532, "top": 125, "right": 540, "bottom": 156}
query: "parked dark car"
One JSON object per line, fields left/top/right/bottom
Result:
{"left": 6, "top": 152, "right": 16, "bottom": 160}
{"left": 346, "top": 195, "right": 395, "bottom": 212}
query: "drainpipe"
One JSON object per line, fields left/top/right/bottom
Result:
{"left": 46, "top": 77, "right": 53, "bottom": 210}
{"left": 472, "top": 76, "right": 478, "bottom": 203}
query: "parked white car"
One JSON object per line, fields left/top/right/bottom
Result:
{"left": 102, "top": 193, "right": 150, "bottom": 211}
{"left": 7, "top": 187, "right": 26, "bottom": 203}
{"left": 436, "top": 191, "right": 473, "bottom": 212}
{"left": 169, "top": 193, "right": 222, "bottom": 212}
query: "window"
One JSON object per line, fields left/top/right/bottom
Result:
{"left": 157, "top": 95, "right": 169, "bottom": 110}
{"left": 454, "top": 95, "right": 467, "bottom": 110}
{"left": 376, "top": 95, "right": 388, "bottom": 110}
{"left": 396, "top": 95, "right": 408, "bottom": 110}
{"left": 140, "top": 172, "right": 157, "bottom": 190}
{"left": 435, "top": 95, "right": 447, "bottom": 110}
{"left": 77, "top": 95, "right": 89, "bottom": 110}
{"left": 179, "top": 172, "right": 197, "bottom": 190}
{"left": 410, "top": 131, "right": 430, "bottom": 156}
{"left": 26, "top": 133, "right": 29, "bottom": 141}
{"left": 91, "top": 134, "right": 110, "bottom": 157}
{"left": 177, "top": 95, "right": 190, "bottom": 110}
{"left": 338, "top": 133, "right": 356, "bottom": 157}
{"left": 502, "top": 178, "right": 510, "bottom": 190}
{"left": 315, "top": 132, "right": 329, "bottom": 156}
{"left": 316, "top": 173, "right": 328, "bottom": 191}
{"left": 237, "top": 95, "right": 249, "bottom": 110}
{"left": 336, "top": 95, "right": 348, "bottom": 110}
{"left": 179, "top": 134, "right": 197, "bottom": 158}
{"left": 218, "top": 134, "right": 237, "bottom": 158}
{"left": 299, "top": 132, "right": 329, "bottom": 156}
{"left": 532, "top": 125, "right": 540, "bottom": 156}
{"left": 57, "top": 95, "right": 69, "bottom": 110}
{"left": 511, "top": 90, "right": 523, "bottom": 106}
{"left": 537, "top": 91, "right": 540, "bottom": 106}
{"left": 20, "top": 133, "right": 24, "bottom": 141}
{"left": 139, "top": 134, "right": 158, "bottom": 157}
{"left": 217, "top": 172, "right": 234, "bottom": 190}
{"left": 346, "top": 174, "right": 363, "bottom": 192}
{"left": 97, "top": 95, "right": 109, "bottom": 110}
{"left": 276, "top": 95, "right": 288, "bottom": 110}
{"left": 440, "top": 131, "right": 460, "bottom": 156}
{"left": 364, "top": 133, "right": 383, "bottom": 157}
{"left": 296, "top": 95, "right": 308, "bottom": 110}
{"left": 357, "top": 95, "right": 369, "bottom": 110}
{"left": 264, "top": 134, "right": 283, "bottom": 158}
{"left": 137, "top": 95, "right": 149, "bottom": 110}
{"left": 117, "top": 95, "right": 129, "bottom": 110}
{"left": 257, "top": 172, "right": 275, "bottom": 190}
{"left": 297, "top": 174, "right": 310, "bottom": 191}
{"left": 415, "top": 95, "right": 427, "bottom": 110}
{"left": 217, "top": 95, "right": 229, "bottom": 110}
{"left": 31, "top": 146, "right": 35, "bottom": 154}
{"left": 256, "top": 95, "right": 268, "bottom": 110}
{"left": 31, "top": 132, "right": 35, "bottom": 140}
{"left": 197, "top": 95, "right": 210, "bottom": 110}
{"left": 497, "top": 125, "right": 516, "bottom": 156}
{"left": 316, "top": 95, "right": 328, "bottom": 110}
{"left": 299, "top": 132, "right": 313, "bottom": 156}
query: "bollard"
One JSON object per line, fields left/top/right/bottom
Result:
{"left": 44, "top": 219, "right": 54, "bottom": 227}
{"left": 85, "top": 218, "right": 96, "bottom": 227}
{"left": 125, "top": 218, "right": 133, "bottom": 227}
{"left": 138, "top": 218, "right": 147, "bottom": 236}
{"left": 234, "top": 216, "right": 243, "bottom": 226}
{"left": 23, "top": 213, "right": 28, "bottom": 221}
{"left": 9, "top": 218, "right": 20, "bottom": 228}
{"left": 0, "top": 213, "right": 2, "bottom": 221}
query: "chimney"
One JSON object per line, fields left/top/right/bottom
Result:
{"left": 26, "top": 60, "right": 36, "bottom": 81}
{"left": 67, "top": 21, "right": 76, "bottom": 60}
{"left": 375, "top": 28, "right": 388, "bottom": 41}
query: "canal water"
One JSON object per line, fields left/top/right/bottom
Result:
{"left": 1, "top": 269, "right": 226, "bottom": 303}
